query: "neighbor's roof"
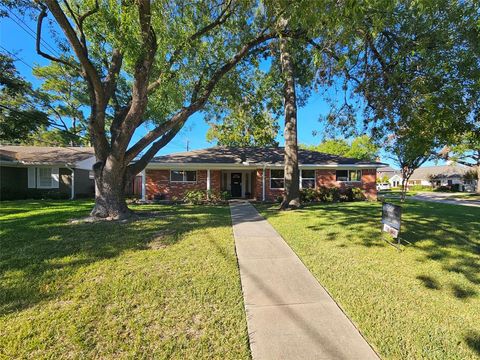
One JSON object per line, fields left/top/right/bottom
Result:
{"left": 150, "top": 147, "right": 385, "bottom": 167}
{"left": 377, "top": 166, "right": 399, "bottom": 173}
{"left": 0, "top": 145, "right": 94, "bottom": 165}
{"left": 410, "top": 164, "right": 469, "bottom": 180}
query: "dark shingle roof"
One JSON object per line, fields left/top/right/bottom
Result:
{"left": 0, "top": 145, "right": 94, "bottom": 165}
{"left": 151, "top": 147, "right": 384, "bottom": 166}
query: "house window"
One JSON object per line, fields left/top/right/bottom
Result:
{"left": 336, "top": 170, "right": 362, "bottom": 182}
{"left": 38, "top": 168, "right": 53, "bottom": 188}
{"left": 170, "top": 170, "right": 197, "bottom": 182}
{"left": 301, "top": 170, "right": 316, "bottom": 189}
{"left": 270, "top": 169, "right": 284, "bottom": 189}
{"left": 32, "top": 167, "right": 59, "bottom": 189}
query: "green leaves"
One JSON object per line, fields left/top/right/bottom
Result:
{"left": 0, "top": 53, "right": 50, "bottom": 142}
{"left": 206, "top": 105, "right": 279, "bottom": 147}
{"left": 303, "top": 135, "right": 379, "bottom": 161}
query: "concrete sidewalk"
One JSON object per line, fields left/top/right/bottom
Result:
{"left": 230, "top": 201, "right": 379, "bottom": 360}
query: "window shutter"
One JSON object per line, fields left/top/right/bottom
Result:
{"left": 28, "top": 167, "right": 36, "bottom": 188}
{"left": 51, "top": 168, "right": 60, "bottom": 188}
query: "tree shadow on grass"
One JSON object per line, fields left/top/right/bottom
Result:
{"left": 257, "top": 201, "right": 480, "bottom": 298}
{"left": 0, "top": 201, "right": 231, "bottom": 316}
{"left": 465, "top": 331, "right": 480, "bottom": 356}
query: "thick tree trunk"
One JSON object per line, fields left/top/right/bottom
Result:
{"left": 476, "top": 165, "right": 480, "bottom": 194}
{"left": 279, "top": 32, "right": 300, "bottom": 210}
{"left": 90, "top": 157, "right": 132, "bottom": 220}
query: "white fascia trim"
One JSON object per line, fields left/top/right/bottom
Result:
{"left": 0, "top": 161, "right": 76, "bottom": 167}
{"left": 145, "top": 163, "right": 382, "bottom": 170}
{"left": 146, "top": 163, "right": 258, "bottom": 170}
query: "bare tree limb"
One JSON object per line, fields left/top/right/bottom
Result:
{"left": 103, "top": 49, "right": 123, "bottom": 102}
{"left": 127, "top": 122, "right": 184, "bottom": 176}
{"left": 36, "top": 5, "right": 79, "bottom": 69}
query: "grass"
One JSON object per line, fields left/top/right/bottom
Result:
{"left": 446, "top": 193, "right": 480, "bottom": 201}
{"left": 256, "top": 200, "right": 480, "bottom": 359}
{"left": 0, "top": 200, "right": 249, "bottom": 359}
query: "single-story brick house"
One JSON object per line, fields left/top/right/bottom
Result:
{"left": 142, "top": 147, "right": 385, "bottom": 202}
{"left": 0, "top": 145, "right": 95, "bottom": 200}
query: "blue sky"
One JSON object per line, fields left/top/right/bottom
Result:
{"left": 1, "top": 12, "right": 405, "bottom": 165}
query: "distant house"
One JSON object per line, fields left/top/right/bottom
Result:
{"left": 0, "top": 146, "right": 95, "bottom": 200}
{"left": 143, "top": 147, "right": 385, "bottom": 201}
{"left": 408, "top": 164, "right": 475, "bottom": 191}
{"left": 377, "top": 166, "right": 402, "bottom": 188}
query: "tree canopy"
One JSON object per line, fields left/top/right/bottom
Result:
{"left": 0, "top": 53, "right": 49, "bottom": 143}
{"left": 303, "top": 135, "right": 379, "bottom": 161}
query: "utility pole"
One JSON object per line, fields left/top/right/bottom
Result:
{"left": 186, "top": 139, "right": 190, "bottom": 151}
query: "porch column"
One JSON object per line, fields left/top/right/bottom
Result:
{"left": 241, "top": 172, "right": 246, "bottom": 198}
{"left": 207, "top": 169, "right": 211, "bottom": 199}
{"left": 141, "top": 170, "right": 146, "bottom": 201}
{"left": 262, "top": 166, "right": 266, "bottom": 201}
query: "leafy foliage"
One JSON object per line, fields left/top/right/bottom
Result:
{"left": 299, "top": 186, "right": 365, "bottom": 203}
{"left": 206, "top": 105, "right": 279, "bottom": 147}
{"left": 0, "top": 53, "right": 49, "bottom": 142}
{"left": 303, "top": 135, "right": 379, "bottom": 161}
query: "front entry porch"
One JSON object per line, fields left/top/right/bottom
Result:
{"left": 221, "top": 170, "right": 256, "bottom": 199}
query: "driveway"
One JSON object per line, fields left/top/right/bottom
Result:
{"left": 411, "top": 192, "right": 480, "bottom": 207}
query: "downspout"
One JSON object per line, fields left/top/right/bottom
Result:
{"left": 65, "top": 165, "right": 75, "bottom": 200}
{"left": 262, "top": 164, "right": 266, "bottom": 202}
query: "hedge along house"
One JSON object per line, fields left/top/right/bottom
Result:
{"left": 142, "top": 147, "right": 385, "bottom": 202}
{"left": 0, "top": 146, "right": 95, "bottom": 200}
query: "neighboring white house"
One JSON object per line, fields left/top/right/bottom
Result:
{"left": 389, "top": 174, "right": 402, "bottom": 188}
{"left": 377, "top": 166, "right": 402, "bottom": 188}
{"left": 408, "top": 164, "right": 474, "bottom": 190}
{"left": 377, "top": 163, "right": 477, "bottom": 191}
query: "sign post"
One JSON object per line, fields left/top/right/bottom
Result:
{"left": 381, "top": 202, "right": 403, "bottom": 247}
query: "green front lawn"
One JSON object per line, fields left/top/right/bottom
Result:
{"left": 257, "top": 201, "right": 480, "bottom": 359}
{"left": 0, "top": 201, "right": 249, "bottom": 359}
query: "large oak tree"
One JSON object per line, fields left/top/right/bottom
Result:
{"left": 31, "top": 0, "right": 279, "bottom": 218}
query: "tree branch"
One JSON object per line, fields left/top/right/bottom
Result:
{"left": 36, "top": 5, "right": 79, "bottom": 70}
{"left": 127, "top": 122, "right": 184, "bottom": 176}
{"left": 124, "top": 30, "right": 276, "bottom": 163}
{"left": 147, "top": 0, "right": 235, "bottom": 94}
{"left": 112, "top": 0, "right": 157, "bottom": 154}
{"left": 103, "top": 49, "right": 123, "bottom": 102}
{"left": 44, "top": 0, "right": 105, "bottom": 105}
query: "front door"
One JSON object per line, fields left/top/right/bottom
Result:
{"left": 231, "top": 173, "right": 242, "bottom": 197}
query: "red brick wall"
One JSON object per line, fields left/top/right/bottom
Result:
{"left": 146, "top": 167, "right": 377, "bottom": 201}
{"left": 316, "top": 169, "right": 337, "bottom": 187}
{"left": 254, "top": 168, "right": 377, "bottom": 202}
{"left": 255, "top": 169, "right": 263, "bottom": 200}
{"left": 253, "top": 168, "right": 284, "bottom": 201}
{"left": 146, "top": 169, "right": 221, "bottom": 200}
{"left": 361, "top": 168, "right": 377, "bottom": 199}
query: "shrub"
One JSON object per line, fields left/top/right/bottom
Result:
{"left": 220, "top": 191, "right": 231, "bottom": 201}
{"left": 434, "top": 186, "right": 453, "bottom": 192}
{"left": 300, "top": 186, "right": 366, "bottom": 204}
{"left": 183, "top": 190, "right": 206, "bottom": 204}
{"left": 351, "top": 187, "right": 366, "bottom": 201}
{"left": 409, "top": 185, "right": 432, "bottom": 191}
{"left": 300, "top": 188, "right": 317, "bottom": 203}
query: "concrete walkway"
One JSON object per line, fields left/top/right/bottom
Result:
{"left": 230, "top": 201, "right": 379, "bottom": 360}
{"left": 411, "top": 192, "right": 480, "bottom": 208}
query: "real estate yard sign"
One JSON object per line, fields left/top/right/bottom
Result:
{"left": 381, "top": 202, "right": 402, "bottom": 240}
